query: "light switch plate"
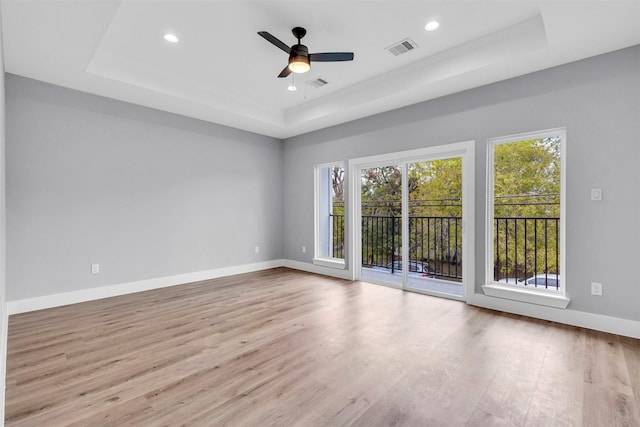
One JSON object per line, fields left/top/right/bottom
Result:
{"left": 590, "top": 188, "right": 602, "bottom": 201}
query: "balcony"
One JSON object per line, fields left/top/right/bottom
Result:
{"left": 330, "top": 213, "right": 560, "bottom": 292}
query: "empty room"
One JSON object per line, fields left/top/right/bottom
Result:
{"left": 0, "top": 1, "right": 639, "bottom": 426}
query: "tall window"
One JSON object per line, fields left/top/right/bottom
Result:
{"left": 487, "top": 129, "right": 565, "bottom": 294}
{"left": 314, "top": 163, "right": 345, "bottom": 266}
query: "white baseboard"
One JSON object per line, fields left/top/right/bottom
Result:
{"left": 5, "top": 261, "right": 638, "bottom": 340}
{"left": 283, "top": 262, "right": 639, "bottom": 339}
{"left": 469, "top": 293, "right": 640, "bottom": 339}
{"left": 282, "top": 263, "right": 639, "bottom": 339}
{"left": 282, "top": 259, "right": 353, "bottom": 280}
{"left": 7, "top": 260, "right": 285, "bottom": 315}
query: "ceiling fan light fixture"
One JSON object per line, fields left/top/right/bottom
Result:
{"left": 425, "top": 21, "right": 440, "bottom": 31}
{"left": 163, "top": 33, "right": 179, "bottom": 43}
{"left": 288, "top": 56, "right": 310, "bottom": 74}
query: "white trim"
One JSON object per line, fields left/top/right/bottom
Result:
{"left": 348, "top": 141, "right": 475, "bottom": 300}
{"left": 348, "top": 159, "right": 361, "bottom": 282}
{"left": 312, "top": 257, "right": 346, "bottom": 269}
{"left": 485, "top": 128, "right": 566, "bottom": 305}
{"left": 482, "top": 284, "right": 570, "bottom": 309}
{"left": 349, "top": 145, "right": 469, "bottom": 168}
{"left": 283, "top": 259, "right": 352, "bottom": 280}
{"left": 401, "top": 163, "right": 409, "bottom": 287}
{"left": 470, "top": 293, "right": 640, "bottom": 339}
{"left": 461, "top": 142, "right": 475, "bottom": 302}
{"left": 7, "top": 260, "right": 285, "bottom": 315}
{"left": 312, "top": 163, "right": 322, "bottom": 260}
{"left": 313, "top": 161, "right": 345, "bottom": 261}
{"left": 343, "top": 161, "right": 353, "bottom": 280}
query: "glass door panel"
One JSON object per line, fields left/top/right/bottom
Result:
{"left": 405, "top": 159, "right": 463, "bottom": 297}
{"left": 359, "top": 165, "right": 403, "bottom": 287}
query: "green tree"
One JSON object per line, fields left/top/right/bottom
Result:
{"left": 333, "top": 137, "right": 561, "bottom": 280}
{"left": 493, "top": 137, "right": 561, "bottom": 279}
{"left": 494, "top": 137, "right": 560, "bottom": 218}
{"left": 361, "top": 166, "right": 402, "bottom": 216}
{"left": 408, "top": 158, "right": 462, "bottom": 217}
{"left": 360, "top": 166, "right": 402, "bottom": 266}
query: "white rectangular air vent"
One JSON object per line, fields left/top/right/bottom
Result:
{"left": 307, "top": 77, "right": 329, "bottom": 88}
{"left": 386, "top": 38, "right": 418, "bottom": 56}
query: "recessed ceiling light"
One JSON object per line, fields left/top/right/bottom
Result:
{"left": 164, "top": 33, "right": 179, "bottom": 43}
{"left": 287, "top": 85, "right": 297, "bottom": 92}
{"left": 425, "top": 21, "right": 440, "bottom": 32}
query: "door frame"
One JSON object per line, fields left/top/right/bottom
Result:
{"left": 347, "top": 141, "right": 475, "bottom": 301}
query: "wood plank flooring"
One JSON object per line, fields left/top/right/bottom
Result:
{"left": 5, "top": 267, "right": 640, "bottom": 426}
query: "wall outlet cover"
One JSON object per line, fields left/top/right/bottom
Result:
{"left": 591, "top": 282, "right": 603, "bottom": 296}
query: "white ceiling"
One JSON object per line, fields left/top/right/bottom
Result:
{"left": 2, "top": 1, "right": 639, "bottom": 139}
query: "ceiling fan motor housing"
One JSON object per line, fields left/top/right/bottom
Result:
{"left": 290, "top": 44, "right": 309, "bottom": 60}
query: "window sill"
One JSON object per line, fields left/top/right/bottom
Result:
{"left": 312, "top": 257, "right": 346, "bottom": 270}
{"left": 482, "top": 283, "right": 570, "bottom": 309}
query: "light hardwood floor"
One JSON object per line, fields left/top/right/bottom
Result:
{"left": 5, "top": 268, "right": 640, "bottom": 426}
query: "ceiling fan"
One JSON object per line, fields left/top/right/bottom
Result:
{"left": 258, "top": 27, "right": 354, "bottom": 78}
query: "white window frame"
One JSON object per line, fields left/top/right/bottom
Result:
{"left": 347, "top": 141, "right": 475, "bottom": 301}
{"left": 313, "top": 162, "right": 346, "bottom": 269}
{"left": 483, "top": 128, "right": 570, "bottom": 309}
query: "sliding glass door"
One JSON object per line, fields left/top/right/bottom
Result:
{"left": 350, "top": 143, "right": 473, "bottom": 301}
{"left": 405, "top": 159, "right": 463, "bottom": 297}
{"left": 359, "top": 165, "right": 403, "bottom": 287}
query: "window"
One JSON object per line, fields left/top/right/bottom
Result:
{"left": 314, "top": 162, "right": 345, "bottom": 268}
{"left": 484, "top": 128, "right": 568, "bottom": 307}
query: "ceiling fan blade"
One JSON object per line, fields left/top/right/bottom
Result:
{"left": 258, "top": 31, "right": 292, "bottom": 54}
{"left": 309, "top": 52, "right": 354, "bottom": 62}
{"left": 278, "top": 66, "right": 292, "bottom": 78}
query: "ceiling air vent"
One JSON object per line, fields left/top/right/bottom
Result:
{"left": 385, "top": 38, "right": 418, "bottom": 56}
{"left": 307, "top": 77, "right": 329, "bottom": 88}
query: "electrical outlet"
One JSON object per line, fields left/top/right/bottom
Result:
{"left": 590, "top": 188, "right": 603, "bottom": 201}
{"left": 591, "top": 282, "right": 603, "bottom": 296}
{"left": 302, "top": 246, "right": 306, "bottom": 253}
{"left": 91, "top": 264, "right": 100, "bottom": 274}
{"left": 254, "top": 246, "right": 260, "bottom": 254}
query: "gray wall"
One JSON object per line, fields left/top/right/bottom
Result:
{"left": 283, "top": 45, "right": 640, "bottom": 322}
{"left": 6, "top": 75, "right": 283, "bottom": 300}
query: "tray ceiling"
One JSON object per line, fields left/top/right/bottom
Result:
{"left": 2, "top": 1, "right": 639, "bottom": 138}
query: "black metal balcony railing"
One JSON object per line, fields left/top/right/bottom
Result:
{"left": 358, "top": 215, "right": 462, "bottom": 281}
{"left": 331, "top": 213, "right": 345, "bottom": 259}
{"left": 360, "top": 215, "right": 400, "bottom": 272}
{"left": 494, "top": 217, "right": 560, "bottom": 289}
{"left": 329, "top": 213, "right": 560, "bottom": 287}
